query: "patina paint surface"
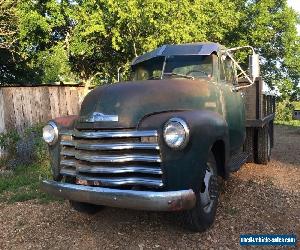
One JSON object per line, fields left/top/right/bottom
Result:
{"left": 139, "top": 110, "right": 229, "bottom": 191}
{"left": 79, "top": 79, "right": 222, "bottom": 128}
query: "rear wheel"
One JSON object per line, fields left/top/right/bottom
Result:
{"left": 69, "top": 200, "right": 104, "bottom": 214}
{"left": 183, "top": 152, "right": 220, "bottom": 232}
{"left": 256, "top": 125, "right": 271, "bottom": 164}
{"left": 244, "top": 128, "right": 255, "bottom": 162}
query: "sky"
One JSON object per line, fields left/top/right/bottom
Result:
{"left": 287, "top": 0, "right": 300, "bottom": 34}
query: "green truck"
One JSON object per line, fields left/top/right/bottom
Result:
{"left": 41, "top": 42, "right": 275, "bottom": 232}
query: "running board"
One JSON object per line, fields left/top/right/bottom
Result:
{"left": 228, "top": 152, "right": 249, "bottom": 172}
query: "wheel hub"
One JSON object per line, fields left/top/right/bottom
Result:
{"left": 200, "top": 164, "right": 218, "bottom": 213}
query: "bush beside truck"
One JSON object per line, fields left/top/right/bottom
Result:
{"left": 0, "top": 125, "right": 56, "bottom": 203}
{"left": 275, "top": 101, "right": 300, "bottom": 127}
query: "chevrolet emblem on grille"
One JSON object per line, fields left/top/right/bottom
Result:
{"left": 84, "top": 112, "right": 119, "bottom": 122}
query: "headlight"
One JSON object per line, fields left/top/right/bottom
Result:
{"left": 163, "top": 118, "right": 189, "bottom": 149}
{"left": 43, "top": 122, "right": 58, "bottom": 145}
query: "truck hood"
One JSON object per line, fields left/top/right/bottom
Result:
{"left": 79, "top": 79, "right": 219, "bottom": 128}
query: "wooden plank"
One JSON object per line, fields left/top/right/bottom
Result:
{"left": 48, "top": 86, "right": 60, "bottom": 119}
{"left": 0, "top": 89, "right": 6, "bottom": 133}
{"left": 30, "top": 87, "right": 38, "bottom": 124}
{"left": 66, "top": 87, "right": 78, "bottom": 115}
{"left": 22, "top": 88, "right": 33, "bottom": 126}
{"left": 12, "top": 88, "right": 25, "bottom": 132}
{"left": 39, "top": 86, "right": 51, "bottom": 123}
{"left": 2, "top": 88, "right": 17, "bottom": 132}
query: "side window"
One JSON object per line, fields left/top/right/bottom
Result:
{"left": 220, "top": 57, "right": 236, "bottom": 85}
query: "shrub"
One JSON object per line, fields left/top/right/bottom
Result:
{"left": 275, "top": 100, "right": 294, "bottom": 122}
{"left": 0, "top": 129, "right": 21, "bottom": 156}
{"left": 0, "top": 124, "right": 49, "bottom": 169}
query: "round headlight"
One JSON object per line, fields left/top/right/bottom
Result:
{"left": 43, "top": 122, "right": 58, "bottom": 145}
{"left": 163, "top": 118, "right": 189, "bottom": 149}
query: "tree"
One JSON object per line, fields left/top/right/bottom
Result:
{"left": 68, "top": 0, "right": 239, "bottom": 82}
{"left": 225, "top": 0, "right": 300, "bottom": 99}
{"left": 0, "top": 0, "right": 299, "bottom": 100}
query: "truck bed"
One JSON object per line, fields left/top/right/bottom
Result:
{"left": 239, "top": 77, "right": 275, "bottom": 128}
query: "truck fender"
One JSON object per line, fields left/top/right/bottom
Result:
{"left": 138, "top": 110, "right": 230, "bottom": 191}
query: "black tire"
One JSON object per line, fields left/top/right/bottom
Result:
{"left": 244, "top": 128, "right": 255, "bottom": 162}
{"left": 182, "top": 152, "right": 220, "bottom": 232}
{"left": 256, "top": 125, "right": 271, "bottom": 164}
{"left": 69, "top": 200, "right": 104, "bottom": 214}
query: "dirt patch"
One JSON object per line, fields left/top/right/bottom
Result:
{"left": 0, "top": 125, "right": 299, "bottom": 249}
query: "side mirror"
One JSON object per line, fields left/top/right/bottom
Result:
{"left": 249, "top": 53, "right": 260, "bottom": 80}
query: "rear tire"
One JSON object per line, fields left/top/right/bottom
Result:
{"left": 244, "top": 128, "right": 255, "bottom": 162}
{"left": 182, "top": 152, "right": 220, "bottom": 232}
{"left": 256, "top": 125, "right": 271, "bottom": 164}
{"left": 69, "top": 200, "right": 104, "bottom": 214}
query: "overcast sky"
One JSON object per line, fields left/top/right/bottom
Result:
{"left": 287, "top": 0, "right": 300, "bottom": 34}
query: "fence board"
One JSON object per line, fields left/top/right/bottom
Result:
{"left": 0, "top": 90, "right": 5, "bottom": 133}
{"left": 2, "top": 89, "right": 16, "bottom": 131}
{"left": 0, "top": 86, "right": 86, "bottom": 133}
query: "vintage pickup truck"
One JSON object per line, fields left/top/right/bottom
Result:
{"left": 41, "top": 42, "right": 275, "bottom": 231}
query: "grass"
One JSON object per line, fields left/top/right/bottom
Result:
{"left": 0, "top": 162, "right": 60, "bottom": 204}
{"left": 274, "top": 120, "right": 300, "bottom": 127}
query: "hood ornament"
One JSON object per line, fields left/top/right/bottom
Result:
{"left": 84, "top": 112, "right": 118, "bottom": 122}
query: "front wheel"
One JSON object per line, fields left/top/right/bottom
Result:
{"left": 182, "top": 152, "right": 220, "bottom": 232}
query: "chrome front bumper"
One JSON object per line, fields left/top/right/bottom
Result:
{"left": 41, "top": 180, "right": 196, "bottom": 211}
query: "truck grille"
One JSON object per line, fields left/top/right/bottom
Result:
{"left": 59, "top": 129, "right": 163, "bottom": 189}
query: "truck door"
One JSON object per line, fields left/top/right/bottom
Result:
{"left": 219, "top": 56, "right": 246, "bottom": 153}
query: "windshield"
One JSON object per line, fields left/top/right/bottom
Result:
{"left": 131, "top": 56, "right": 164, "bottom": 81}
{"left": 131, "top": 55, "right": 213, "bottom": 81}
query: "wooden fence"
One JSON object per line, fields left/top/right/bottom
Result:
{"left": 0, "top": 85, "right": 87, "bottom": 133}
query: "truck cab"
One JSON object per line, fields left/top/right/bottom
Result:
{"left": 41, "top": 42, "right": 275, "bottom": 232}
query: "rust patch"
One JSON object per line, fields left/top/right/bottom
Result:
{"left": 54, "top": 115, "right": 79, "bottom": 128}
{"left": 168, "top": 191, "right": 196, "bottom": 211}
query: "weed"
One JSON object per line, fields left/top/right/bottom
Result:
{"left": 0, "top": 162, "right": 59, "bottom": 203}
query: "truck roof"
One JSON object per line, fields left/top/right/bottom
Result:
{"left": 131, "top": 42, "right": 225, "bottom": 66}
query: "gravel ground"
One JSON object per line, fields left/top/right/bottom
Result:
{"left": 0, "top": 125, "right": 299, "bottom": 250}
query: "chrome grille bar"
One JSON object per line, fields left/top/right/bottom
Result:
{"left": 61, "top": 140, "right": 75, "bottom": 147}
{"left": 76, "top": 175, "right": 164, "bottom": 188}
{"left": 60, "top": 149, "right": 161, "bottom": 163}
{"left": 61, "top": 159, "right": 77, "bottom": 167}
{"left": 61, "top": 160, "right": 162, "bottom": 175}
{"left": 60, "top": 167, "right": 76, "bottom": 176}
{"left": 73, "top": 130, "right": 158, "bottom": 139}
{"left": 78, "top": 164, "right": 162, "bottom": 175}
{"left": 59, "top": 129, "right": 163, "bottom": 188}
{"left": 60, "top": 141, "right": 159, "bottom": 150}
{"left": 75, "top": 151, "right": 161, "bottom": 163}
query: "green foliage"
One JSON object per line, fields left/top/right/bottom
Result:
{"left": 0, "top": 130, "right": 20, "bottom": 155}
{"left": 0, "top": 163, "right": 58, "bottom": 203}
{"left": 0, "top": 125, "right": 57, "bottom": 203}
{"left": 0, "top": 124, "right": 49, "bottom": 166}
{"left": 23, "top": 124, "right": 49, "bottom": 164}
{"left": 225, "top": 0, "right": 300, "bottom": 99}
{"left": 68, "top": 0, "right": 240, "bottom": 82}
{"left": 0, "top": 0, "right": 299, "bottom": 100}
{"left": 293, "top": 101, "right": 300, "bottom": 110}
{"left": 274, "top": 120, "right": 300, "bottom": 127}
{"left": 35, "top": 43, "right": 75, "bottom": 83}
{"left": 275, "top": 100, "right": 294, "bottom": 121}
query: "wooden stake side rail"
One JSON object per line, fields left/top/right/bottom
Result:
{"left": 239, "top": 77, "right": 276, "bottom": 128}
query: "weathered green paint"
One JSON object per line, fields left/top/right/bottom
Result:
{"left": 80, "top": 79, "right": 221, "bottom": 127}
{"left": 139, "top": 110, "right": 229, "bottom": 191}
{"left": 47, "top": 42, "right": 247, "bottom": 194}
